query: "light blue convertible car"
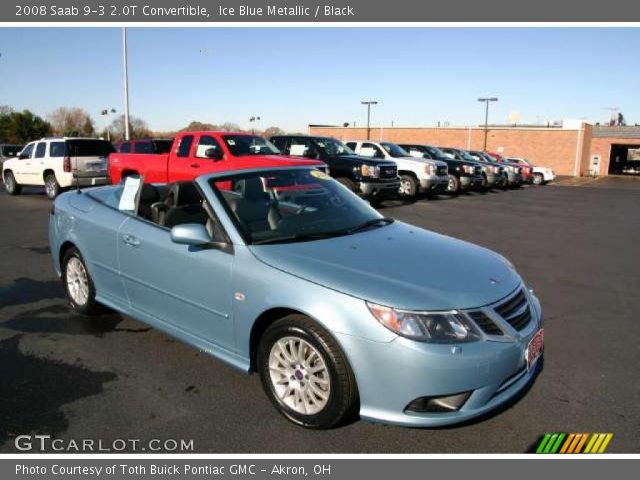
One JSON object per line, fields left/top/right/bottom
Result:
{"left": 49, "top": 166, "right": 543, "bottom": 429}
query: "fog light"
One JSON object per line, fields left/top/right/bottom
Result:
{"left": 405, "top": 392, "right": 471, "bottom": 413}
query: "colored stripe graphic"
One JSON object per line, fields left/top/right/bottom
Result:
{"left": 537, "top": 433, "right": 613, "bottom": 454}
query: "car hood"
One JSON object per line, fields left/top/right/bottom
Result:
{"left": 334, "top": 154, "right": 396, "bottom": 167}
{"left": 249, "top": 222, "right": 522, "bottom": 311}
{"left": 245, "top": 155, "right": 326, "bottom": 168}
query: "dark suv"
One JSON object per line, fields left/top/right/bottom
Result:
{"left": 398, "top": 144, "right": 484, "bottom": 193}
{"left": 271, "top": 135, "right": 400, "bottom": 203}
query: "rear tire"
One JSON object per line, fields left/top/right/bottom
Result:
{"left": 44, "top": 173, "right": 61, "bottom": 199}
{"left": 257, "top": 314, "right": 358, "bottom": 429}
{"left": 398, "top": 174, "right": 418, "bottom": 198}
{"left": 62, "top": 247, "right": 103, "bottom": 316}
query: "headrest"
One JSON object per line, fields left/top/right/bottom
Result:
{"left": 242, "top": 177, "right": 265, "bottom": 202}
{"left": 166, "top": 182, "right": 201, "bottom": 206}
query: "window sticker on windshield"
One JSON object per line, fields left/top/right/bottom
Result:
{"left": 227, "top": 139, "right": 236, "bottom": 146}
{"left": 310, "top": 170, "right": 330, "bottom": 179}
{"left": 316, "top": 142, "right": 325, "bottom": 147}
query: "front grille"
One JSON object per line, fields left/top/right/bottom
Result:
{"left": 436, "top": 165, "right": 448, "bottom": 176}
{"left": 467, "top": 311, "right": 503, "bottom": 336}
{"left": 474, "top": 165, "right": 482, "bottom": 176}
{"left": 380, "top": 166, "right": 397, "bottom": 178}
{"left": 494, "top": 289, "right": 532, "bottom": 331}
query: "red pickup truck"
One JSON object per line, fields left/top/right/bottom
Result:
{"left": 108, "top": 131, "right": 326, "bottom": 184}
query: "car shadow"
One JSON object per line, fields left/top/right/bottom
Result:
{"left": 0, "top": 334, "right": 117, "bottom": 448}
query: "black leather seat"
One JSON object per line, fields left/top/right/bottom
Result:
{"left": 231, "top": 177, "right": 281, "bottom": 234}
{"left": 136, "top": 184, "right": 161, "bottom": 221}
{"left": 152, "top": 181, "right": 209, "bottom": 228}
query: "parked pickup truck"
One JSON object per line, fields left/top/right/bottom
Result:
{"left": 108, "top": 131, "right": 326, "bottom": 184}
{"left": 439, "top": 147, "right": 505, "bottom": 190}
{"left": 345, "top": 140, "right": 448, "bottom": 198}
{"left": 398, "top": 143, "right": 484, "bottom": 194}
{"left": 270, "top": 135, "right": 399, "bottom": 202}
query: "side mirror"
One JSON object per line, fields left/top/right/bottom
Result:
{"left": 19, "top": 153, "right": 28, "bottom": 159}
{"left": 205, "top": 147, "right": 224, "bottom": 161}
{"left": 170, "top": 224, "right": 213, "bottom": 246}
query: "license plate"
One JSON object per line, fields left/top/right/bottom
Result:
{"left": 87, "top": 161, "right": 105, "bottom": 172}
{"left": 526, "top": 329, "right": 544, "bottom": 370}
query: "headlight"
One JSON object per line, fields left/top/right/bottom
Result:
{"left": 366, "top": 302, "right": 482, "bottom": 343}
{"left": 462, "top": 165, "right": 472, "bottom": 174}
{"left": 361, "top": 165, "right": 379, "bottom": 178}
{"left": 425, "top": 164, "right": 437, "bottom": 175}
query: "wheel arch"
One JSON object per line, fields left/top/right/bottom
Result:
{"left": 43, "top": 168, "right": 56, "bottom": 181}
{"left": 59, "top": 240, "right": 78, "bottom": 272}
{"left": 249, "top": 307, "right": 305, "bottom": 372}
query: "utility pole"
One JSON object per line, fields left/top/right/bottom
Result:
{"left": 478, "top": 97, "right": 498, "bottom": 151}
{"left": 122, "top": 28, "right": 131, "bottom": 141}
{"left": 361, "top": 101, "right": 378, "bottom": 140}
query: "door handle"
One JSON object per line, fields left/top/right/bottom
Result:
{"left": 190, "top": 163, "right": 200, "bottom": 168}
{"left": 122, "top": 233, "right": 141, "bottom": 247}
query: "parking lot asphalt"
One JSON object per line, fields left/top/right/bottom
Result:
{"left": 1, "top": 179, "right": 639, "bottom": 453}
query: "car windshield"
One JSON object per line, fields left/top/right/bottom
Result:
{"left": 315, "top": 138, "right": 354, "bottom": 156}
{"left": 66, "top": 140, "right": 116, "bottom": 157}
{"left": 210, "top": 168, "right": 390, "bottom": 245}
{"left": 222, "top": 135, "right": 280, "bottom": 156}
{"left": 423, "top": 146, "right": 448, "bottom": 159}
{"left": 456, "top": 150, "right": 477, "bottom": 162}
{"left": 380, "top": 142, "right": 410, "bottom": 158}
{"left": 1, "top": 145, "right": 22, "bottom": 157}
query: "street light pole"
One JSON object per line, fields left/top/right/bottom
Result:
{"left": 122, "top": 27, "right": 131, "bottom": 141}
{"left": 478, "top": 97, "right": 498, "bottom": 151}
{"left": 361, "top": 101, "right": 378, "bottom": 140}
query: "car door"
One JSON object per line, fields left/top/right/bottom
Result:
{"left": 29, "top": 141, "right": 47, "bottom": 185}
{"left": 117, "top": 187, "right": 235, "bottom": 351}
{"left": 13, "top": 143, "right": 35, "bottom": 183}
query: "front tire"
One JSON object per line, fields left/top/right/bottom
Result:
{"left": 533, "top": 173, "right": 543, "bottom": 185}
{"left": 447, "top": 174, "right": 460, "bottom": 194}
{"left": 44, "top": 173, "right": 61, "bottom": 199}
{"left": 398, "top": 174, "right": 418, "bottom": 198}
{"left": 257, "top": 315, "right": 358, "bottom": 429}
{"left": 4, "top": 171, "right": 21, "bottom": 195}
{"left": 336, "top": 177, "right": 356, "bottom": 193}
{"left": 62, "top": 247, "right": 103, "bottom": 315}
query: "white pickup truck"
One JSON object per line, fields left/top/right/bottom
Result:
{"left": 345, "top": 140, "right": 448, "bottom": 197}
{"left": 2, "top": 137, "right": 114, "bottom": 199}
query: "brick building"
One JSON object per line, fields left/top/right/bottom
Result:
{"left": 308, "top": 123, "right": 640, "bottom": 177}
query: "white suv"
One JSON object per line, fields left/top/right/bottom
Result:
{"left": 2, "top": 137, "right": 114, "bottom": 199}
{"left": 345, "top": 140, "right": 448, "bottom": 198}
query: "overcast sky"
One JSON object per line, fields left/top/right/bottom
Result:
{"left": 0, "top": 27, "right": 637, "bottom": 132}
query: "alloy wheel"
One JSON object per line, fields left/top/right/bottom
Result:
{"left": 268, "top": 336, "right": 331, "bottom": 415}
{"left": 66, "top": 257, "right": 90, "bottom": 306}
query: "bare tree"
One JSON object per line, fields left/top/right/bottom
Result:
{"left": 220, "top": 122, "right": 241, "bottom": 132}
{"left": 48, "top": 107, "right": 96, "bottom": 137}
{"left": 262, "top": 126, "right": 285, "bottom": 138}
{"left": 108, "top": 115, "right": 151, "bottom": 141}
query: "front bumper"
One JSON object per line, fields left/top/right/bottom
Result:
{"left": 460, "top": 175, "right": 485, "bottom": 190}
{"left": 359, "top": 178, "right": 401, "bottom": 198}
{"left": 419, "top": 175, "right": 449, "bottom": 193}
{"left": 335, "top": 294, "right": 543, "bottom": 427}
